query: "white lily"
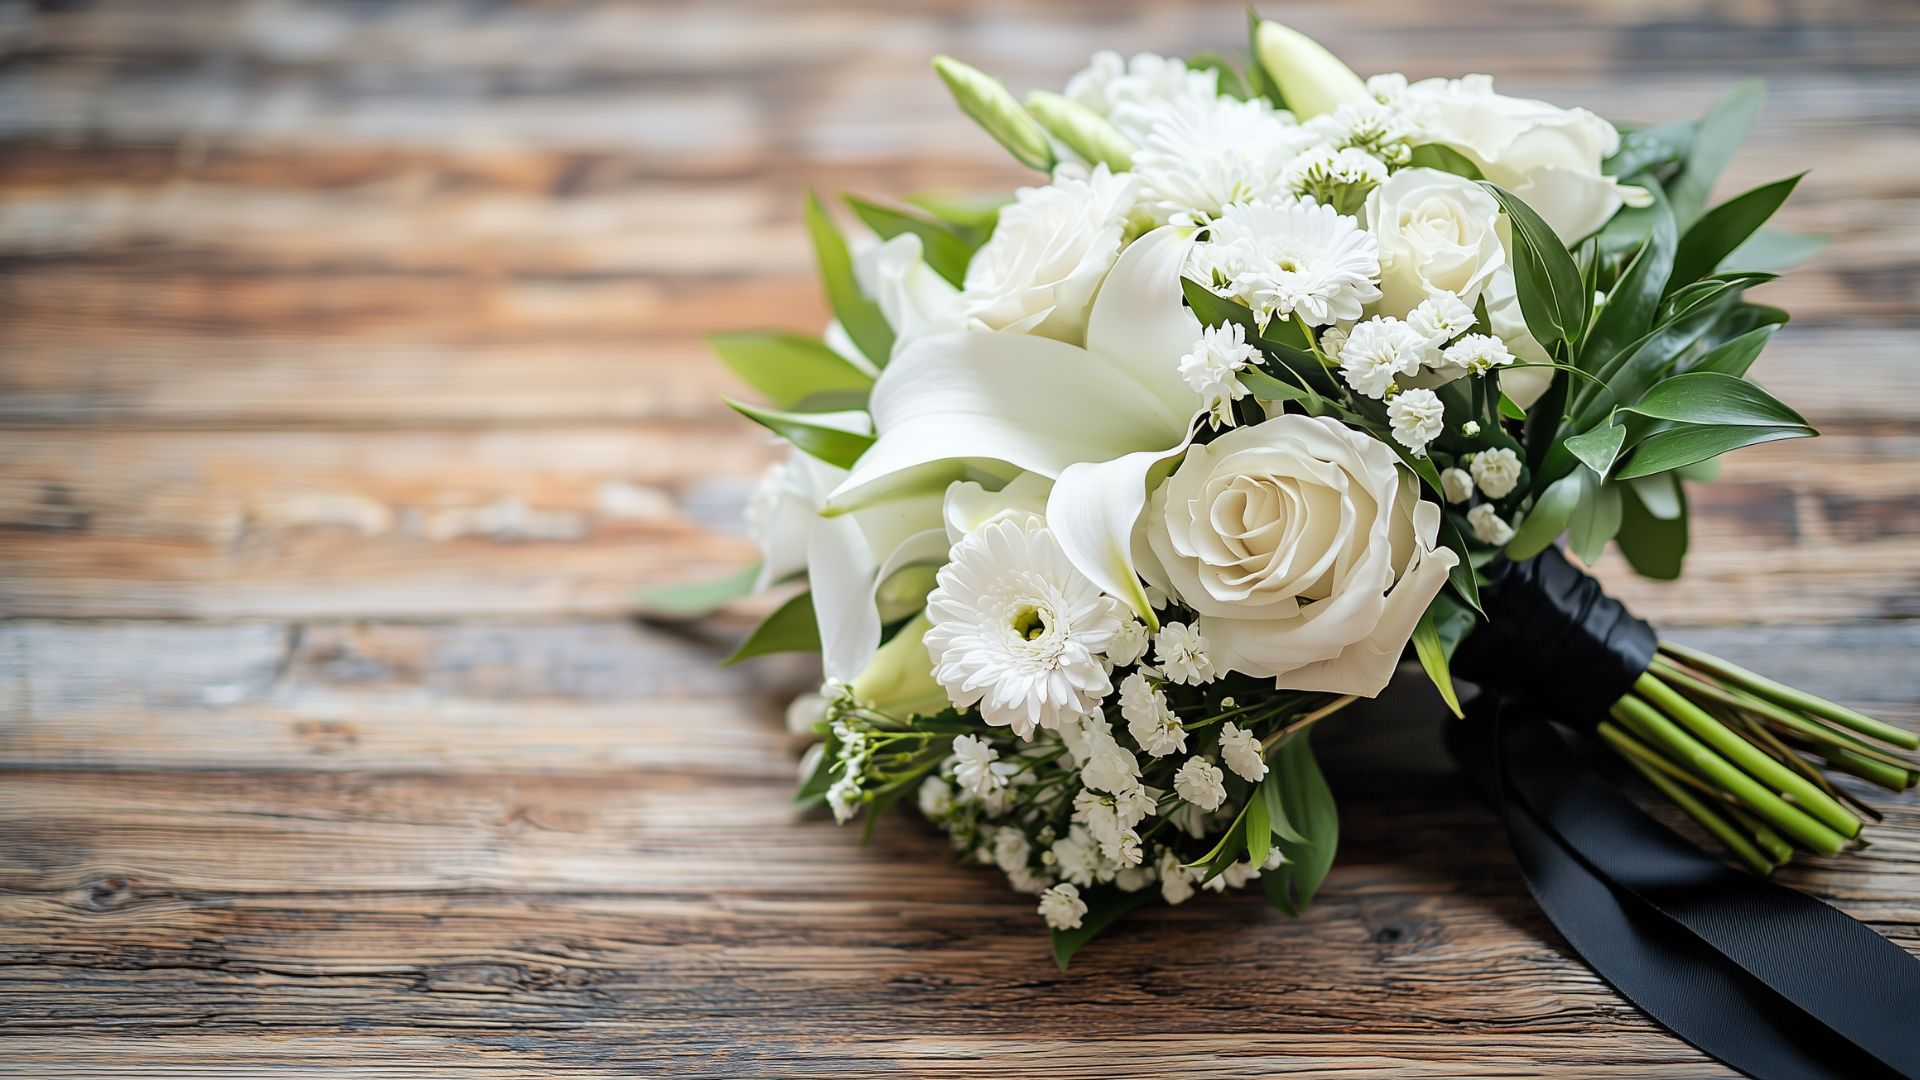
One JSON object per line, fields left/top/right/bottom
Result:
{"left": 827, "top": 226, "right": 1208, "bottom": 627}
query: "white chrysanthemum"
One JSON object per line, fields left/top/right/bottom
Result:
{"left": 1387, "top": 388, "right": 1446, "bottom": 454}
{"left": 1065, "top": 51, "right": 1220, "bottom": 141}
{"left": 1282, "top": 144, "right": 1389, "bottom": 209}
{"left": 1219, "top": 722, "right": 1268, "bottom": 782}
{"left": 1338, "top": 316, "right": 1432, "bottom": 399}
{"left": 1106, "top": 617, "right": 1150, "bottom": 666}
{"left": 1079, "top": 718, "right": 1143, "bottom": 795}
{"left": 1408, "top": 292, "right": 1477, "bottom": 348}
{"left": 1440, "top": 466, "right": 1475, "bottom": 505}
{"left": 1119, "top": 671, "right": 1186, "bottom": 757}
{"left": 1173, "top": 755, "right": 1227, "bottom": 811}
{"left": 925, "top": 517, "right": 1127, "bottom": 737}
{"left": 1132, "top": 96, "right": 1318, "bottom": 224}
{"left": 1038, "top": 882, "right": 1089, "bottom": 930}
{"left": 1472, "top": 447, "right": 1524, "bottom": 499}
{"left": 1154, "top": 622, "right": 1217, "bottom": 685}
{"left": 1178, "top": 322, "right": 1258, "bottom": 429}
{"left": 917, "top": 775, "right": 953, "bottom": 818}
{"left": 1305, "top": 98, "right": 1417, "bottom": 168}
{"left": 1205, "top": 199, "right": 1382, "bottom": 328}
{"left": 1469, "top": 503, "right": 1516, "bottom": 545}
{"left": 951, "top": 734, "right": 1008, "bottom": 798}
{"left": 1441, "top": 333, "right": 1516, "bottom": 375}
{"left": 1158, "top": 848, "right": 1200, "bottom": 905}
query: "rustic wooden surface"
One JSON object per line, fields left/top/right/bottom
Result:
{"left": 3, "top": 1, "right": 1918, "bottom": 1075}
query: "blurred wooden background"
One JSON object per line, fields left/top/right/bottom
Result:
{"left": 2, "top": 1, "right": 1917, "bottom": 1075}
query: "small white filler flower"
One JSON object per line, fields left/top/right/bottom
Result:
{"left": 1440, "top": 333, "right": 1515, "bottom": 375}
{"left": 1173, "top": 755, "right": 1228, "bottom": 811}
{"left": 1440, "top": 466, "right": 1475, "bottom": 504}
{"left": 1337, "top": 316, "right": 1431, "bottom": 399}
{"left": 1119, "top": 671, "right": 1186, "bottom": 757}
{"left": 1471, "top": 446, "right": 1523, "bottom": 498}
{"left": 1387, "top": 387, "right": 1446, "bottom": 454}
{"left": 1038, "top": 882, "right": 1089, "bottom": 930}
{"left": 1219, "top": 722, "right": 1269, "bottom": 782}
{"left": 1468, "top": 503, "right": 1516, "bottom": 545}
{"left": 1153, "top": 621, "right": 1218, "bottom": 685}
{"left": 925, "top": 516, "right": 1127, "bottom": 737}
{"left": 1178, "top": 323, "right": 1259, "bottom": 428}
{"left": 951, "top": 734, "right": 1008, "bottom": 798}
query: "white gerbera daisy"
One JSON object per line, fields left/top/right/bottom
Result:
{"left": 1205, "top": 199, "right": 1383, "bottom": 328}
{"left": 925, "top": 516, "right": 1127, "bottom": 738}
{"left": 1132, "top": 96, "right": 1318, "bottom": 224}
{"left": 1178, "top": 323, "right": 1258, "bottom": 429}
{"left": 1387, "top": 387, "right": 1446, "bottom": 454}
{"left": 1337, "top": 315, "right": 1432, "bottom": 399}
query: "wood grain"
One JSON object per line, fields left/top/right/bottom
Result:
{"left": 2, "top": 0, "right": 1918, "bottom": 1075}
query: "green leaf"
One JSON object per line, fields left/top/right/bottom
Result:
{"left": 1504, "top": 472, "right": 1583, "bottom": 560}
{"left": 1668, "top": 173, "right": 1805, "bottom": 294}
{"left": 1687, "top": 324, "right": 1779, "bottom": 379}
{"left": 1497, "top": 393, "right": 1527, "bottom": 420}
{"left": 1182, "top": 276, "right": 1260, "bottom": 337}
{"left": 1606, "top": 119, "right": 1694, "bottom": 182}
{"left": 1567, "top": 474, "right": 1623, "bottom": 565}
{"left": 1406, "top": 143, "right": 1484, "bottom": 179}
{"left": 1245, "top": 779, "right": 1273, "bottom": 869}
{"left": 905, "top": 191, "right": 1006, "bottom": 235}
{"left": 1185, "top": 51, "right": 1249, "bottom": 100}
{"left": 932, "top": 55, "right": 1056, "bottom": 171}
{"left": 1481, "top": 182, "right": 1587, "bottom": 346}
{"left": 805, "top": 191, "right": 894, "bottom": 366}
{"left": 794, "top": 730, "right": 840, "bottom": 805}
{"left": 844, "top": 195, "right": 977, "bottom": 288}
{"left": 1582, "top": 186, "right": 1675, "bottom": 375}
{"left": 1262, "top": 731, "right": 1338, "bottom": 916}
{"left": 1052, "top": 887, "right": 1155, "bottom": 971}
{"left": 709, "top": 331, "right": 873, "bottom": 411}
{"left": 1425, "top": 589, "right": 1480, "bottom": 659}
{"left": 726, "top": 399, "right": 874, "bottom": 470}
{"left": 1565, "top": 422, "right": 1628, "bottom": 480}
{"left": 1239, "top": 367, "right": 1312, "bottom": 405}
{"left": 723, "top": 590, "right": 819, "bottom": 665}
{"left": 1616, "top": 478, "right": 1689, "bottom": 579}
{"left": 1618, "top": 370, "right": 1809, "bottom": 428}
{"left": 1435, "top": 511, "right": 1483, "bottom": 615}
{"left": 1615, "top": 423, "right": 1813, "bottom": 479}
{"left": 1243, "top": 7, "right": 1283, "bottom": 107}
{"left": 1259, "top": 771, "right": 1306, "bottom": 844}
{"left": 1719, "top": 227, "right": 1827, "bottom": 274}
{"left": 635, "top": 562, "right": 761, "bottom": 619}
{"left": 1670, "top": 79, "right": 1766, "bottom": 228}
{"left": 1412, "top": 609, "right": 1464, "bottom": 719}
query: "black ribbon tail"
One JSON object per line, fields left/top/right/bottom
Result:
{"left": 1448, "top": 700, "right": 1920, "bottom": 1080}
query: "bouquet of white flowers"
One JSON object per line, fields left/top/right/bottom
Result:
{"left": 651, "top": 16, "right": 1920, "bottom": 1008}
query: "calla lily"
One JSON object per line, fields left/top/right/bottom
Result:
{"left": 1254, "top": 21, "right": 1370, "bottom": 120}
{"left": 828, "top": 226, "right": 1207, "bottom": 626}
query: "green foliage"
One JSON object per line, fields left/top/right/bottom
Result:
{"left": 1565, "top": 422, "right": 1628, "bottom": 480}
{"left": 805, "top": 191, "right": 894, "bottom": 366}
{"left": 1616, "top": 478, "right": 1689, "bottom": 579}
{"left": 1261, "top": 731, "right": 1339, "bottom": 917}
{"left": 1185, "top": 51, "right": 1250, "bottom": 100}
{"left": 1567, "top": 473, "right": 1624, "bottom": 565}
{"left": 1581, "top": 185, "right": 1676, "bottom": 376}
{"left": 1669, "top": 79, "right": 1766, "bottom": 228}
{"left": 1412, "top": 610, "right": 1464, "bottom": 719}
{"left": 726, "top": 399, "right": 875, "bottom": 469}
{"left": 723, "top": 590, "right": 820, "bottom": 665}
{"left": 1667, "top": 174, "right": 1805, "bottom": 293}
{"left": 1611, "top": 371, "right": 1814, "bottom": 478}
{"left": 1688, "top": 325, "right": 1779, "bottom": 379}
{"left": 1052, "top": 888, "right": 1156, "bottom": 971}
{"left": 1480, "top": 183, "right": 1588, "bottom": 348}
{"left": 1505, "top": 472, "right": 1583, "bottom": 560}
{"left": 710, "top": 331, "right": 873, "bottom": 411}
{"left": 933, "top": 55, "right": 1057, "bottom": 171}
{"left": 1406, "top": 144, "right": 1483, "bottom": 179}
{"left": 844, "top": 195, "right": 979, "bottom": 287}
{"left": 635, "top": 562, "right": 761, "bottom": 620}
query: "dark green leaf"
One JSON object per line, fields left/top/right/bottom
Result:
{"left": 1605, "top": 119, "right": 1694, "bottom": 182}
{"left": 1185, "top": 51, "right": 1249, "bottom": 100}
{"left": 1052, "top": 887, "right": 1156, "bottom": 971}
{"left": 1670, "top": 79, "right": 1765, "bottom": 228}
{"left": 1407, "top": 144, "right": 1483, "bottom": 179}
{"left": 1504, "top": 472, "right": 1583, "bottom": 560}
{"left": 1412, "top": 610, "right": 1464, "bottom": 719}
{"left": 1243, "top": 7, "right": 1283, "bottom": 106}
{"left": 727, "top": 399, "right": 874, "bottom": 470}
{"left": 1616, "top": 478, "right": 1689, "bottom": 579}
{"left": 1668, "top": 174, "right": 1804, "bottom": 294}
{"left": 1582, "top": 186, "right": 1675, "bottom": 375}
{"left": 1182, "top": 276, "right": 1260, "bottom": 337}
{"left": 1245, "top": 780, "right": 1273, "bottom": 868}
{"left": 805, "top": 191, "right": 894, "bottom": 366}
{"left": 635, "top": 562, "right": 761, "bottom": 620}
{"left": 1617, "top": 370, "right": 1809, "bottom": 428}
{"left": 1567, "top": 474, "right": 1623, "bottom": 565}
{"left": 1615, "top": 423, "right": 1813, "bottom": 479}
{"left": 1565, "top": 423, "right": 1627, "bottom": 479}
{"left": 1262, "top": 731, "right": 1338, "bottom": 916}
{"left": 710, "top": 331, "right": 873, "bottom": 411}
{"left": 1686, "top": 325, "right": 1780, "bottom": 379}
{"left": 1425, "top": 589, "right": 1480, "bottom": 659}
{"left": 723, "top": 590, "right": 819, "bottom": 665}
{"left": 1259, "top": 771, "right": 1306, "bottom": 844}
{"left": 844, "top": 195, "right": 978, "bottom": 287}
{"left": 1239, "top": 367, "right": 1311, "bottom": 404}
{"left": 1497, "top": 393, "right": 1527, "bottom": 420}
{"left": 1481, "top": 183, "right": 1587, "bottom": 346}
{"left": 1719, "top": 227, "right": 1827, "bottom": 274}
{"left": 1435, "top": 511, "right": 1483, "bottom": 615}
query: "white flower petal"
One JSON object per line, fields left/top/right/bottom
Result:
{"left": 1047, "top": 429, "right": 1197, "bottom": 625}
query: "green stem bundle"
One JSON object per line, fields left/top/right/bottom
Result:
{"left": 1601, "top": 641, "right": 1918, "bottom": 874}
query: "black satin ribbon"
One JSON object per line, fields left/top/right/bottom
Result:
{"left": 1449, "top": 696, "right": 1920, "bottom": 1079}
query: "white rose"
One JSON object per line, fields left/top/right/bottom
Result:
{"left": 1404, "top": 74, "right": 1647, "bottom": 244}
{"left": 1364, "top": 167, "right": 1507, "bottom": 319}
{"left": 1144, "top": 414, "right": 1458, "bottom": 696}
{"left": 853, "top": 232, "right": 962, "bottom": 361}
{"left": 960, "top": 164, "right": 1138, "bottom": 344}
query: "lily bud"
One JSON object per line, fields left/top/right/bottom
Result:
{"left": 933, "top": 55, "right": 1057, "bottom": 172}
{"left": 849, "top": 612, "right": 950, "bottom": 717}
{"left": 1023, "top": 90, "right": 1134, "bottom": 172}
{"left": 1253, "top": 21, "right": 1369, "bottom": 120}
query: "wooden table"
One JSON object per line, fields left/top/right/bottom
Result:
{"left": 3, "top": 1, "right": 1917, "bottom": 1075}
